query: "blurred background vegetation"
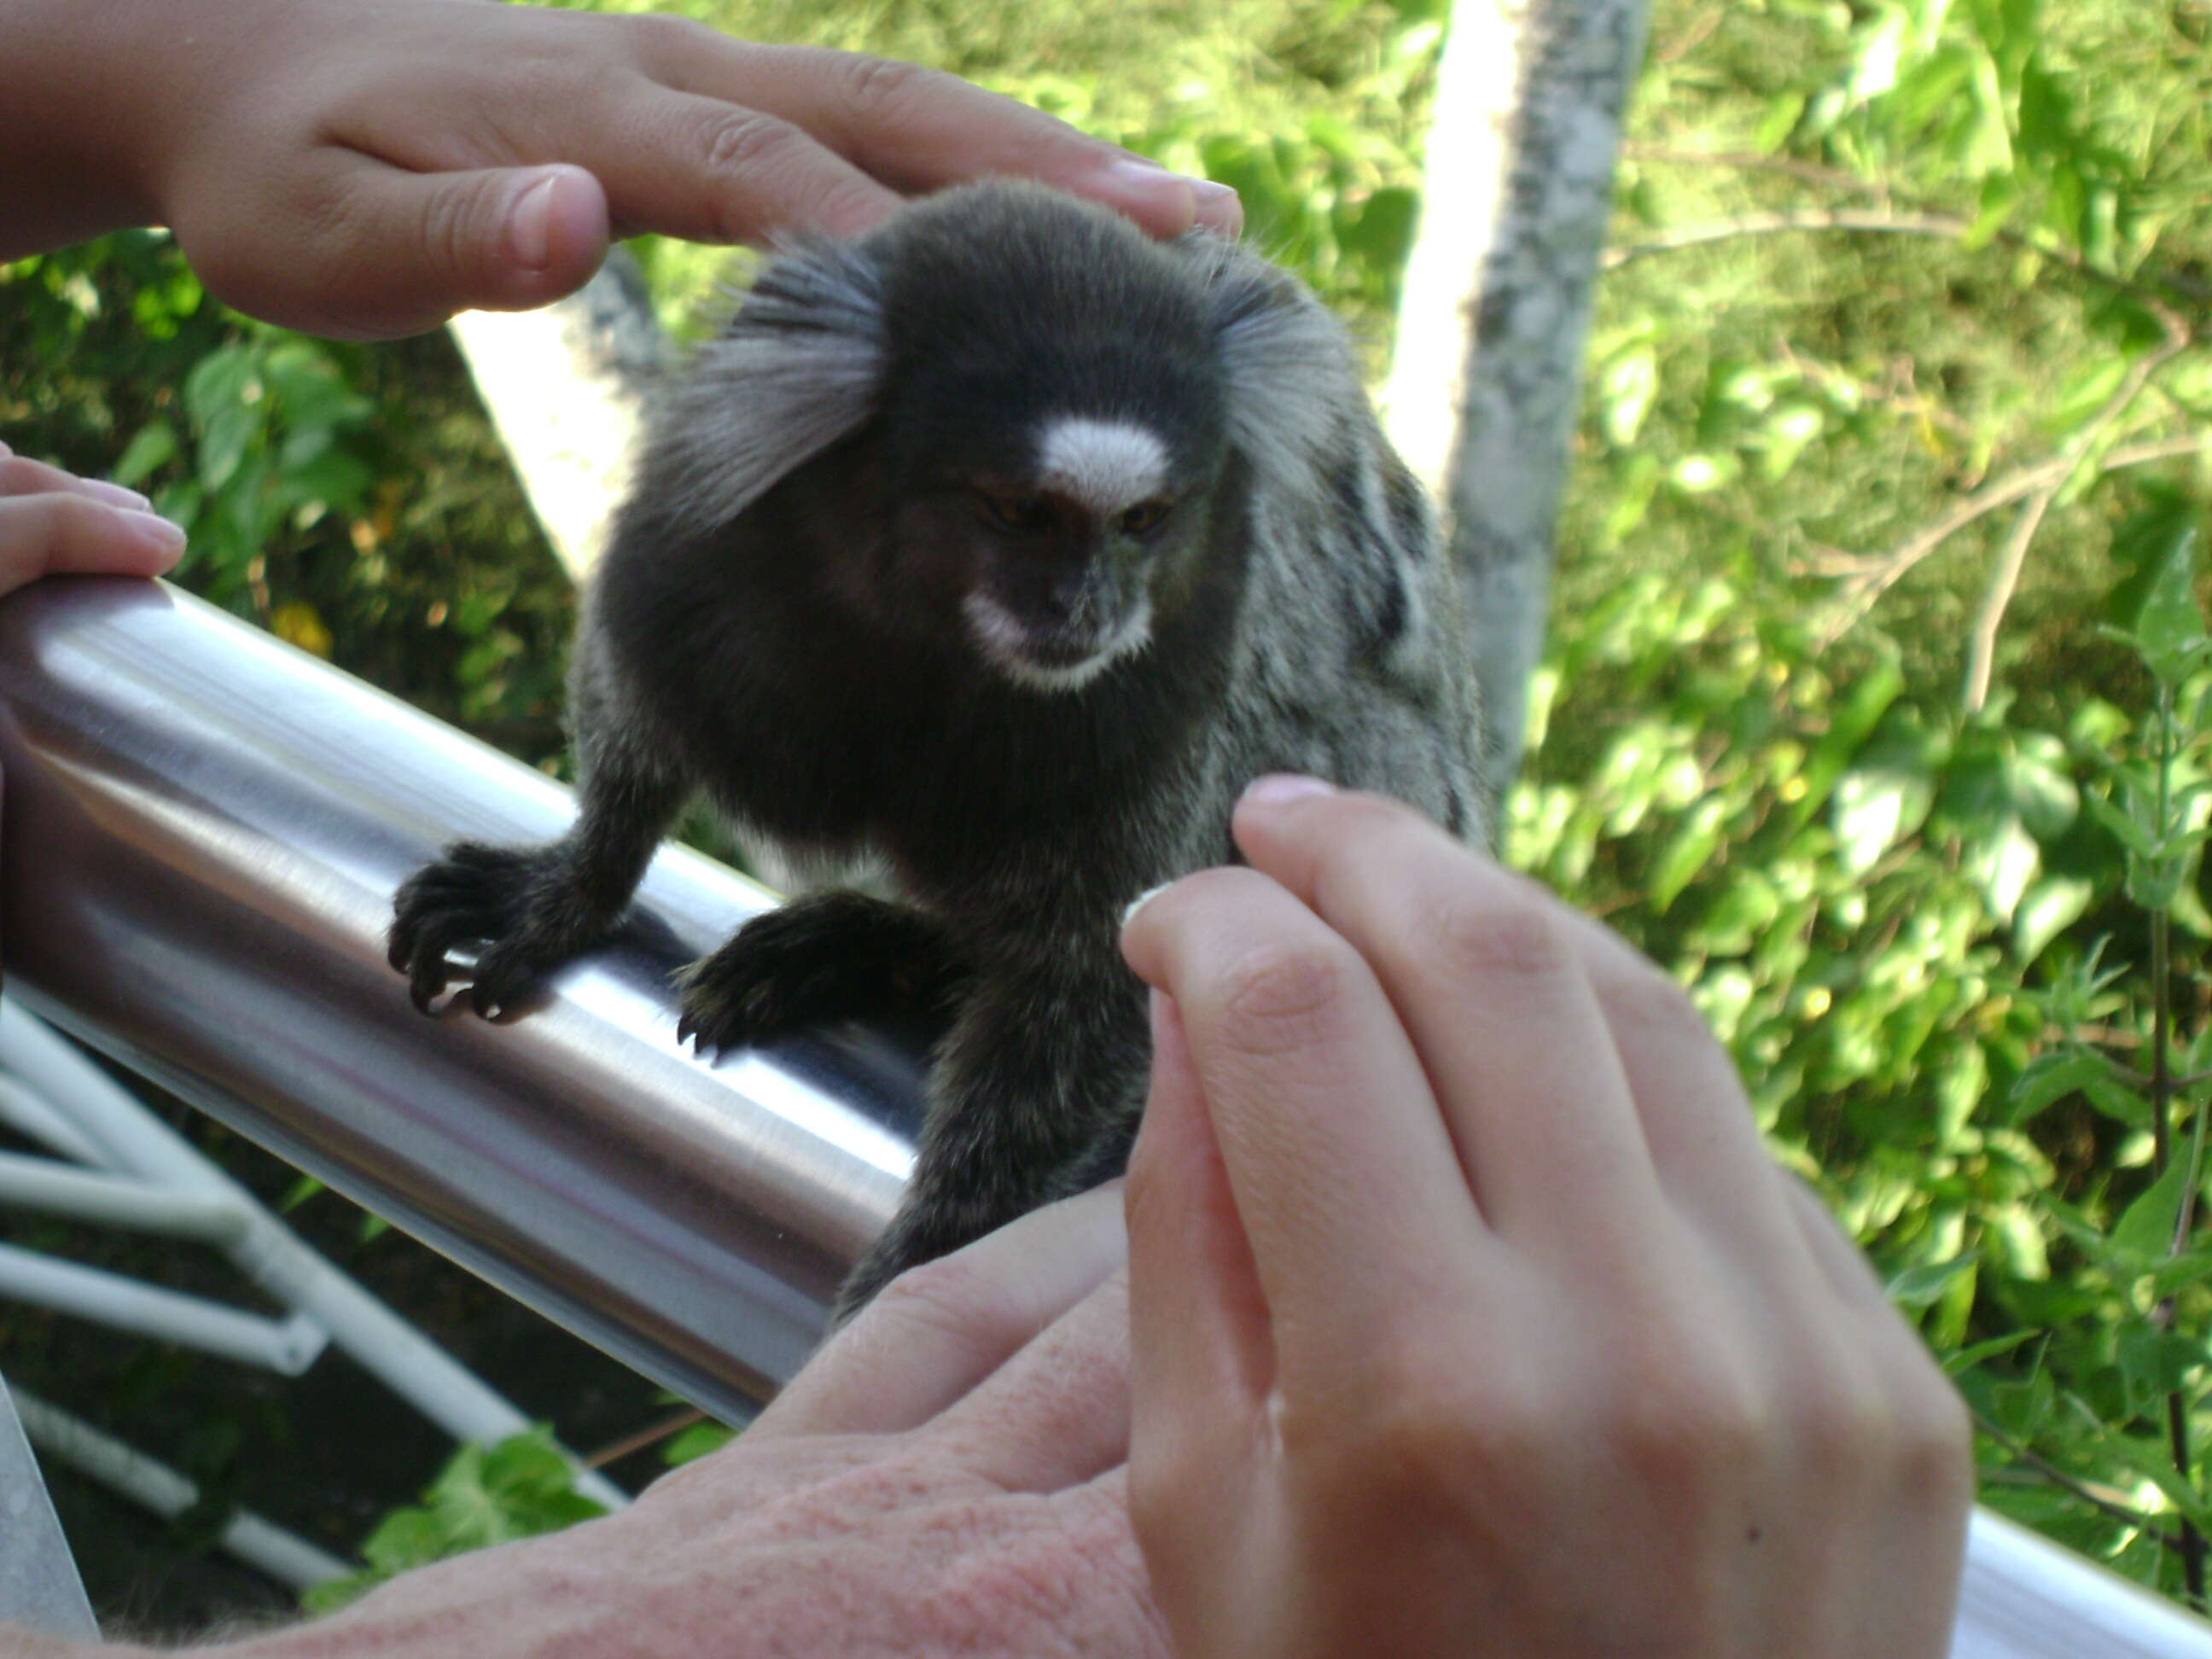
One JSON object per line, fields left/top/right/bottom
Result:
{"left": 5, "top": 0, "right": 2212, "bottom": 1626}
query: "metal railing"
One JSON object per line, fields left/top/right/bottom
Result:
{"left": 2, "top": 574, "right": 2209, "bottom": 1656}
{"left": 0, "top": 574, "right": 917, "bottom": 1424}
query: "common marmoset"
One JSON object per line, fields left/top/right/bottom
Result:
{"left": 389, "top": 182, "right": 1486, "bottom": 1319}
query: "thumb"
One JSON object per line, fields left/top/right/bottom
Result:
{"left": 214, "top": 161, "right": 612, "bottom": 340}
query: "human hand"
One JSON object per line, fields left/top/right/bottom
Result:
{"left": 7, "top": 0, "right": 1239, "bottom": 340}
{"left": 1119, "top": 779, "right": 1974, "bottom": 1658}
{"left": 108, "top": 1185, "right": 1164, "bottom": 1659}
{"left": 0, "top": 441, "right": 185, "bottom": 597}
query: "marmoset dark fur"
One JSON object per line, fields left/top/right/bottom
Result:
{"left": 389, "top": 183, "right": 1486, "bottom": 1319}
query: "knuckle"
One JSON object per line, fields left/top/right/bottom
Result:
{"left": 1789, "top": 1356, "right": 1895, "bottom": 1489}
{"left": 865, "top": 1250, "right": 1020, "bottom": 1358}
{"left": 835, "top": 53, "right": 939, "bottom": 126}
{"left": 701, "top": 109, "right": 804, "bottom": 179}
{"left": 1598, "top": 958, "right": 1709, "bottom": 1044}
{"left": 1421, "top": 882, "right": 1575, "bottom": 984}
{"left": 1348, "top": 1377, "right": 1544, "bottom": 1522}
{"left": 1885, "top": 1353, "right": 1976, "bottom": 1501}
{"left": 416, "top": 180, "right": 480, "bottom": 290}
{"left": 1605, "top": 1350, "right": 1767, "bottom": 1498}
{"left": 1211, "top": 938, "right": 1359, "bottom": 1052}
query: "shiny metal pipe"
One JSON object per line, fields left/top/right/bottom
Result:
{"left": 0, "top": 576, "right": 919, "bottom": 1423}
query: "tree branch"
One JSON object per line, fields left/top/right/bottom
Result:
{"left": 1621, "top": 143, "right": 2212, "bottom": 317}
{"left": 1974, "top": 1408, "right": 2184, "bottom": 1551}
{"left": 1811, "top": 434, "right": 2209, "bottom": 645}
{"left": 1962, "top": 484, "right": 2058, "bottom": 713}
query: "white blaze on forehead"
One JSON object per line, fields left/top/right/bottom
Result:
{"left": 1033, "top": 416, "right": 1170, "bottom": 515}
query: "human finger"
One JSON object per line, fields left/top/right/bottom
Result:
{"left": 652, "top": 41, "right": 1241, "bottom": 238}
{"left": 188, "top": 158, "right": 610, "bottom": 339}
{"left": 0, "top": 455, "right": 154, "bottom": 513}
{"left": 1125, "top": 991, "right": 1272, "bottom": 1472}
{"left": 0, "top": 495, "right": 185, "bottom": 595}
{"left": 501, "top": 75, "right": 905, "bottom": 244}
{"left": 754, "top": 1180, "right": 1127, "bottom": 1441}
{"left": 1225, "top": 781, "right": 1668, "bottom": 1256}
{"left": 1121, "top": 864, "right": 1481, "bottom": 1358}
{"left": 923, "top": 1268, "right": 1133, "bottom": 1493}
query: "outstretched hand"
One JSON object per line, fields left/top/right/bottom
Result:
{"left": 1119, "top": 778, "right": 1975, "bottom": 1659}
{"left": 3, "top": 0, "right": 1240, "bottom": 340}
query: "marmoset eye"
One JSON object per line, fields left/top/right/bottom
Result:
{"left": 1118, "top": 500, "right": 1172, "bottom": 538}
{"left": 973, "top": 491, "right": 1054, "bottom": 533}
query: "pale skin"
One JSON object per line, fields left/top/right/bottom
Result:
{"left": 0, "top": 3, "right": 1971, "bottom": 1648}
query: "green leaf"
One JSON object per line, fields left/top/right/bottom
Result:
{"left": 182, "top": 345, "right": 256, "bottom": 428}
{"left": 1648, "top": 795, "right": 1730, "bottom": 911}
{"left": 2012, "top": 875, "right": 2093, "bottom": 962}
{"left": 1963, "top": 813, "right": 2040, "bottom": 922}
{"left": 1943, "top": 1329, "right": 2039, "bottom": 1375}
{"left": 2127, "top": 521, "right": 2205, "bottom": 688}
{"left": 1788, "top": 655, "right": 1905, "bottom": 832}
{"left": 2109, "top": 1159, "right": 2190, "bottom": 1260}
{"left": 1833, "top": 765, "right": 1933, "bottom": 875}
{"left": 111, "top": 421, "right": 178, "bottom": 487}
{"left": 1889, "top": 1250, "right": 1981, "bottom": 1307}
{"left": 2008, "top": 1050, "right": 2113, "bottom": 1118}
{"left": 663, "top": 1423, "right": 738, "bottom": 1467}
{"left": 2148, "top": 1249, "right": 2212, "bottom": 1299}
{"left": 197, "top": 403, "right": 259, "bottom": 492}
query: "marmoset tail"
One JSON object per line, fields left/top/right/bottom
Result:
{"left": 390, "top": 181, "right": 1486, "bottom": 1319}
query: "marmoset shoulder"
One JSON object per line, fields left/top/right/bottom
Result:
{"left": 390, "top": 181, "right": 1486, "bottom": 1318}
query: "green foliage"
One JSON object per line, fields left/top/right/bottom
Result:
{"left": 0, "top": 235, "right": 573, "bottom": 759}
{"left": 301, "top": 1429, "right": 609, "bottom": 1615}
{"left": 661, "top": 1421, "right": 737, "bottom": 1466}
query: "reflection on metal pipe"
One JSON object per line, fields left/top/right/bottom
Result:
{"left": 0, "top": 576, "right": 920, "bottom": 1423}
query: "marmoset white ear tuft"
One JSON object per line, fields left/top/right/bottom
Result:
{"left": 1181, "top": 235, "right": 1363, "bottom": 501}
{"left": 650, "top": 241, "right": 888, "bottom": 533}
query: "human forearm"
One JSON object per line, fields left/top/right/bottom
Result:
{"left": 0, "top": 0, "right": 1237, "bottom": 338}
{"left": 0, "top": 0, "right": 183, "bottom": 257}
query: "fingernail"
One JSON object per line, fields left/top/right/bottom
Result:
{"left": 118, "top": 509, "right": 186, "bottom": 556}
{"left": 1121, "top": 881, "right": 1176, "bottom": 931}
{"left": 504, "top": 172, "right": 562, "bottom": 273}
{"left": 1241, "top": 773, "right": 1336, "bottom": 810}
{"left": 1190, "top": 179, "right": 1243, "bottom": 236}
{"left": 84, "top": 479, "right": 152, "bottom": 511}
{"left": 1109, "top": 156, "right": 1195, "bottom": 204}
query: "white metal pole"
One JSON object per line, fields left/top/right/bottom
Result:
{"left": 0, "top": 1004, "right": 627, "bottom": 1511}
{"left": 14, "top": 1388, "right": 354, "bottom": 1592}
{"left": 0, "top": 1243, "right": 329, "bottom": 1373}
{"left": 0, "top": 1150, "right": 247, "bottom": 1242}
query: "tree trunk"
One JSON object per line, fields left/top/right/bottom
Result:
{"left": 1386, "top": 0, "right": 1650, "bottom": 806}
{"left": 445, "top": 249, "right": 664, "bottom": 583}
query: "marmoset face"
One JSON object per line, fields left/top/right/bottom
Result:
{"left": 893, "top": 410, "right": 1221, "bottom": 692}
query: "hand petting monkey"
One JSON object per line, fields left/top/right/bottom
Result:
{"left": 0, "top": 0, "right": 1240, "bottom": 340}
{"left": 390, "top": 182, "right": 1487, "bottom": 1318}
